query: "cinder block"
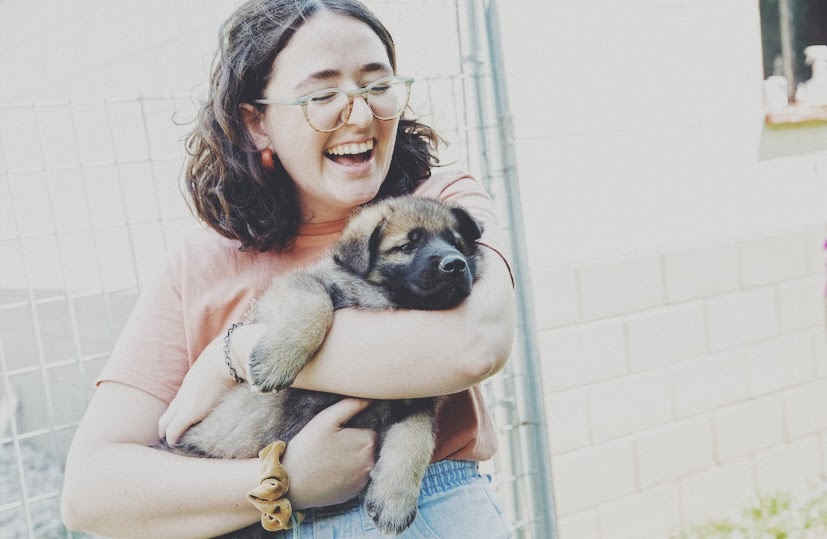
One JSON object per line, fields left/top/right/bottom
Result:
{"left": 663, "top": 244, "right": 739, "bottom": 303}
{"left": 746, "top": 333, "right": 814, "bottom": 397}
{"left": 753, "top": 436, "right": 824, "bottom": 495}
{"left": 533, "top": 266, "right": 579, "bottom": 330}
{"left": 552, "top": 440, "right": 637, "bottom": 515}
{"left": 822, "top": 432, "right": 827, "bottom": 477}
{"left": 626, "top": 302, "right": 707, "bottom": 372}
{"left": 545, "top": 389, "right": 590, "bottom": 455}
{"left": 815, "top": 326, "right": 827, "bottom": 378}
{"left": 778, "top": 277, "right": 826, "bottom": 333}
{"left": 589, "top": 370, "right": 672, "bottom": 443}
{"left": 673, "top": 350, "right": 748, "bottom": 418}
{"left": 636, "top": 417, "right": 715, "bottom": 488}
{"left": 578, "top": 255, "right": 664, "bottom": 320}
{"left": 714, "top": 396, "right": 786, "bottom": 462}
{"left": 706, "top": 289, "right": 778, "bottom": 351}
{"left": 739, "top": 234, "right": 808, "bottom": 287}
{"left": 557, "top": 509, "right": 599, "bottom": 539}
{"left": 679, "top": 460, "right": 754, "bottom": 526}
{"left": 798, "top": 226, "right": 827, "bottom": 275}
{"left": 785, "top": 380, "right": 827, "bottom": 439}
{"left": 596, "top": 483, "right": 681, "bottom": 539}
{"left": 538, "top": 321, "right": 627, "bottom": 391}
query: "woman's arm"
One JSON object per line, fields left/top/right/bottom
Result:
{"left": 63, "top": 382, "right": 376, "bottom": 538}
{"left": 233, "top": 246, "right": 514, "bottom": 399}
{"left": 296, "top": 246, "right": 513, "bottom": 397}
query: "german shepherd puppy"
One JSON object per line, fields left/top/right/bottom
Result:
{"left": 165, "top": 197, "right": 484, "bottom": 536}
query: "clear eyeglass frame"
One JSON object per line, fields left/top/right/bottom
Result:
{"left": 254, "top": 75, "right": 415, "bottom": 133}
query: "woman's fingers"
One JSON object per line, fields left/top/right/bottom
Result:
{"left": 157, "top": 400, "right": 177, "bottom": 440}
{"left": 315, "top": 397, "right": 372, "bottom": 428}
{"left": 164, "top": 409, "right": 198, "bottom": 447}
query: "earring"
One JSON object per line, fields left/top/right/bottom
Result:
{"left": 261, "top": 148, "right": 276, "bottom": 171}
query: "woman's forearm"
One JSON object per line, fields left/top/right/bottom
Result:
{"left": 62, "top": 441, "right": 262, "bottom": 538}
{"left": 63, "top": 383, "right": 372, "bottom": 537}
{"left": 61, "top": 384, "right": 262, "bottom": 538}
{"left": 231, "top": 248, "right": 514, "bottom": 399}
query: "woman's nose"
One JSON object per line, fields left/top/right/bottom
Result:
{"left": 345, "top": 96, "right": 374, "bottom": 128}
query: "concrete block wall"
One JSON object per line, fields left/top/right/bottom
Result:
{"left": 535, "top": 228, "right": 827, "bottom": 537}
{"left": 496, "top": 1, "right": 827, "bottom": 535}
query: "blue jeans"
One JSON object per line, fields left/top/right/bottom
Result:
{"left": 275, "top": 460, "right": 514, "bottom": 538}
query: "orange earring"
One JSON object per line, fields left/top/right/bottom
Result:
{"left": 261, "top": 148, "right": 276, "bottom": 171}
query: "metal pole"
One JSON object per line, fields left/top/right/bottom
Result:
{"left": 461, "top": 1, "right": 527, "bottom": 531}
{"left": 779, "top": 0, "right": 796, "bottom": 102}
{"left": 482, "top": 1, "right": 558, "bottom": 537}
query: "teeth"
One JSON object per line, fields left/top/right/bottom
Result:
{"left": 326, "top": 139, "right": 374, "bottom": 156}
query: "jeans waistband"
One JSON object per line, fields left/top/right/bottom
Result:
{"left": 309, "top": 459, "right": 480, "bottom": 520}
{"left": 418, "top": 459, "right": 480, "bottom": 498}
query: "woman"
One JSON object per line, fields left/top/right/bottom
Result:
{"left": 61, "top": 0, "right": 515, "bottom": 537}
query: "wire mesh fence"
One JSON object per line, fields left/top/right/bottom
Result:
{"left": 0, "top": 1, "right": 553, "bottom": 537}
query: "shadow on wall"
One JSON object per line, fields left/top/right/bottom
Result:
{"left": 759, "top": 121, "right": 827, "bottom": 159}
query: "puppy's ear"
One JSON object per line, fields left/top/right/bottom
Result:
{"left": 333, "top": 219, "right": 385, "bottom": 277}
{"left": 451, "top": 206, "right": 483, "bottom": 245}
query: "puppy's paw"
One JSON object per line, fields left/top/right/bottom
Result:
{"left": 365, "top": 480, "right": 419, "bottom": 535}
{"left": 248, "top": 345, "right": 301, "bottom": 393}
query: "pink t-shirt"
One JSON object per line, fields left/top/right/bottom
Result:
{"left": 97, "top": 170, "right": 513, "bottom": 462}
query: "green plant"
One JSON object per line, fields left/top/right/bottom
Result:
{"left": 678, "top": 488, "right": 827, "bottom": 539}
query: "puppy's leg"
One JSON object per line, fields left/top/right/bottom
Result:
{"left": 249, "top": 272, "right": 334, "bottom": 392}
{"left": 366, "top": 409, "right": 437, "bottom": 535}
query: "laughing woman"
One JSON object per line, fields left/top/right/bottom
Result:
{"left": 61, "top": 1, "right": 515, "bottom": 537}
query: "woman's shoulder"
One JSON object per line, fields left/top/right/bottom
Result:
{"left": 162, "top": 224, "right": 266, "bottom": 280}
{"left": 173, "top": 224, "right": 244, "bottom": 261}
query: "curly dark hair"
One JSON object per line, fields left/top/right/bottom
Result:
{"left": 184, "top": 0, "right": 442, "bottom": 252}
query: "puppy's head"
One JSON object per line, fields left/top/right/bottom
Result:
{"left": 332, "top": 197, "right": 484, "bottom": 310}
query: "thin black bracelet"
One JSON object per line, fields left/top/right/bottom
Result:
{"left": 224, "top": 322, "right": 245, "bottom": 383}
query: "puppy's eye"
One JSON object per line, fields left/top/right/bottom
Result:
{"left": 399, "top": 243, "right": 415, "bottom": 254}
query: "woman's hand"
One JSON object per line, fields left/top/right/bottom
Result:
{"left": 282, "top": 398, "right": 377, "bottom": 509}
{"left": 158, "top": 334, "right": 235, "bottom": 445}
{"left": 159, "top": 324, "right": 266, "bottom": 445}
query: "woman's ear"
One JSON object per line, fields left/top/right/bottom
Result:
{"left": 239, "top": 103, "right": 271, "bottom": 151}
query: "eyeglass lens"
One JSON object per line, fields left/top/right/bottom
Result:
{"left": 307, "top": 79, "right": 410, "bottom": 131}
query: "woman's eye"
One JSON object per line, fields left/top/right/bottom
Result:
{"left": 399, "top": 243, "right": 414, "bottom": 253}
{"left": 369, "top": 85, "right": 391, "bottom": 94}
{"left": 310, "top": 91, "right": 338, "bottom": 103}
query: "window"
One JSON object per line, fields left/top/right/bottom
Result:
{"left": 760, "top": 0, "right": 827, "bottom": 124}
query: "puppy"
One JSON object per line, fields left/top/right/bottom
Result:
{"left": 166, "top": 196, "right": 484, "bottom": 535}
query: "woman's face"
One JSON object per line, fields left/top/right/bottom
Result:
{"left": 244, "top": 11, "right": 400, "bottom": 223}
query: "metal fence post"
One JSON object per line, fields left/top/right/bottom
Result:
{"left": 471, "top": 0, "right": 560, "bottom": 536}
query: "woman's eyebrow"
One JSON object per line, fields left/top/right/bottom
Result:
{"left": 295, "top": 62, "right": 393, "bottom": 90}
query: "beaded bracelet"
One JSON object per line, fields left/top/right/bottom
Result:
{"left": 223, "top": 322, "right": 245, "bottom": 383}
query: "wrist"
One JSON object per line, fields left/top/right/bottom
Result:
{"left": 228, "top": 324, "right": 266, "bottom": 380}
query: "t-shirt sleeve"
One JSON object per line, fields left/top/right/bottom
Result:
{"left": 418, "top": 172, "right": 514, "bottom": 287}
{"left": 95, "top": 248, "right": 190, "bottom": 404}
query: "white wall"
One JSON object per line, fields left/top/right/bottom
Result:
{"left": 496, "top": 2, "right": 827, "bottom": 537}
{"left": 499, "top": 0, "right": 827, "bottom": 266}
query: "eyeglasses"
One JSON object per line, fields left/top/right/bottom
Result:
{"left": 254, "top": 76, "right": 414, "bottom": 133}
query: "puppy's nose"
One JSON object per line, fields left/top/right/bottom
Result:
{"left": 439, "top": 255, "right": 467, "bottom": 274}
